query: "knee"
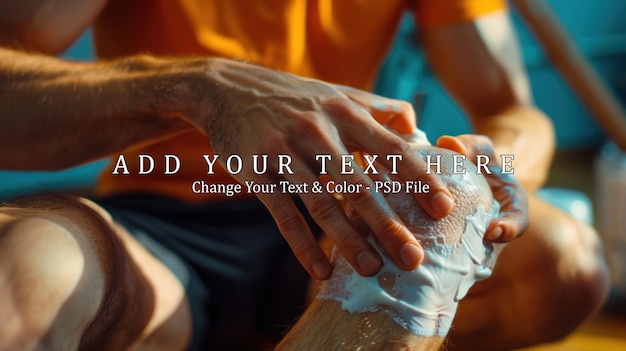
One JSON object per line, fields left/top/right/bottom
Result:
{"left": 0, "top": 214, "right": 105, "bottom": 349}
{"left": 555, "top": 216, "right": 609, "bottom": 316}
{"left": 520, "top": 215, "right": 609, "bottom": 343}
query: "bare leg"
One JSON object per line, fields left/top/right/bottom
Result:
{"left": 277, "top": 147, "right": 497, "bottom": 351}
{"left": 277, "top": 143, "right": 609, "bottom": 350}
{"left": 448, "top": 195, "right": 610, "bottom": 350}
{"left": 276, "top": 299, "right": 444, "bottom": 351}
{"left": 0, "top": 194, "right": 191, "bottom": 350}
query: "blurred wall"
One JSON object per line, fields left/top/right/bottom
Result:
{"left": 375, "top": 0, "right": 626, "bottom": 150}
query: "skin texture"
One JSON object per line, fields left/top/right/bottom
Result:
{"left": 421, "top": 12, "right": 554, "bottom": 194}
{"left": 276, "top": 300, "right": 445, "bottom": 351}
{"left": 0, "top": 49, "right": 462, "bottom": 280}
{"left": 276, "top": 145, "right": 494, "bottom": 351}
{"left": 0, "top": 195, "right": 191, "bottom": 350}
{"left": 0, "top": 1, "right": 609, "bottom": 350}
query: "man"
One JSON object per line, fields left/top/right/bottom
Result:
{"left": 0, "top": 0, "right": 609, "bottom": 350}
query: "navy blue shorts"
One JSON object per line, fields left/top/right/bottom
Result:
{"left": 97, "top": 194, "right": 319, "bottom": 351}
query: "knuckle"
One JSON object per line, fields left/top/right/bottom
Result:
{"left": 375, "top": 219, "right": 406, "bottom": 244}
{"left": 290, "top": 111, "right": 328, "bottom": 140}
{"left": 341, "top": 180, "right": 373, "bottom": 207}
{"left": 287, "top": 233, "right": 317, "bottom": 258}
{"left": 260, "top": 130, "right": 288, "bottom": 152}
{"left": 408, "top": 155, "right": 434, "bottom": 180}
{"left": 322, "top": 98, "right": 365, "bottom": 124}
{"left": 413, "top": 160, "right": 434, "bottom": 180}
{"left": 397, "top": 100, "right": 415, "bottom": 115}
{"left": 332, "top": 228, "right": 362, "bottom": 253}
{"left": 269, "top": 204, "right": 302, "bottom": 235}
{"left": 309, "top": 79, "right": 337, "bottom": 94}
{"left": 382, "top": 136, "right": 413, "bottom": 158}
{"left": 307, "top": 194, "right": 340, "bottom": 222}
{"left": 320, "top": 96, "right": 349, "bottom": 111}
{"left": 278, "top": 213, "right": 303, "bottom": 236}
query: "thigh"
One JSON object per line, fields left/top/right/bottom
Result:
{"left": 0, "top": 194, "right": 191, "bottom": 351}
{"left": 97, "top": 194, "right": 315, "bottom": 350}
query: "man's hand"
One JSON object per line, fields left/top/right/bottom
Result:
{"left": 436, "top": 134, "right": 529, "bottom": 242}
{"left": 189, "top": 58, "right": 455, "bottom": 279}
{"left": 334, "top": 85, "right": 417, "bottom": 135}
{"left": 0, "top": 48, "right": 453, "bottom": 281}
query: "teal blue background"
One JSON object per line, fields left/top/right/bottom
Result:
{"left": 2, "top": 0, "right": 625, "bottom": 200}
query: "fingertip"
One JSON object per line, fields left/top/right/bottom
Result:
{"left": 428, "top": 191, "right": 455, "bottom": 219}
{"left": 435, "top": 135, "right": 454, "bottom": 145}
{"left": 389, "top": 102, "right": 417, "bottom": 134}
{"left": 399, "top": 242, "right": 423, "bottom": 270}
{"left": 388, "top": 117, "right": 415, "bottom": 135}
{"left": 485, "top": 225, "right": 503, "bottom": 241}
{"left": 435, "top": 135, "right": 466, "bottom": 154}
{"left": 311, "top": 260, "right": 332, "bottom": 280}
{"left": 356, "top": 250, "right": 383, "bottom": 276}
{"left": 487, "top": 217, "right": 526, "bottom": 242}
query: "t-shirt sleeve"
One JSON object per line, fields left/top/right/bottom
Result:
{"left": 414, "top": 0, "right": 507, "bottom": 27}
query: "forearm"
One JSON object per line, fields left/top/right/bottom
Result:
{"left": 420, "top": 11, "right": 555, "bottom": 192}
{"left": 473, "top": 105, "right": 555, "bottom": 192}
{"left": 0, "top": 47, "right": 208, "bottom": 170}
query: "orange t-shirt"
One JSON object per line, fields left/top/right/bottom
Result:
{"left": 94, "top": 0, "right": 505, "bottom": 202}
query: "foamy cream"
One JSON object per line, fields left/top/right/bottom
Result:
{"left": 318, "top": 140, "right": 504, "bottom": 336}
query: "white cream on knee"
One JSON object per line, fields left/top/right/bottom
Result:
{"left": 318, "top": 145, "right": 504, "bottom": 337}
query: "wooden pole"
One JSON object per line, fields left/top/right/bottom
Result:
{"left": 512, "top": 0, "right": 626, "bottom": 150}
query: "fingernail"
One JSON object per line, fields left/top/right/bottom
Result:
{"left": 431, "top": 192, "right": 454, "bottom": 217}
{"left": 312, "top": 261, "right": 330, "bottom": 279}
{"left": 400, "top": 242, "right": 422, "bottom": 270}
{"left": 486, "top": 226, "right": 503, "bottom": 241}
{"left": 357, "top": 251, "right": 382, "bottom": 275}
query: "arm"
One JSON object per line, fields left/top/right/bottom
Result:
{"left": 1, "top": 4, "right": 461, "bottom": 281}
{"left": 420, "top": 9, "right": 555, "bottom": 193}
{"left": 0, "top": 48, "right": 444, "bottom": 278}
{"left": 416, "top": 10, "right": 541, "bottom": 244}
{"left": 0, "top": 48, "right": 196, "bottom": 170}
